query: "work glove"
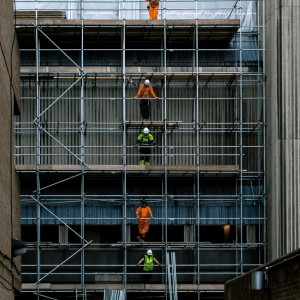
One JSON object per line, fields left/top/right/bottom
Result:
{"left": 136, "top": 264, "right": 139, "bottom": 267}
{"left": 147, "top": 4, "right": 150, "bottom": 9}
{"left": 159, "top": 264, "right": 162, "bottom": 267}
{"left": 134, "top": 144, "right": 138, "bottom": 148}
{"left": 155, "top": 144, "right": 158, "bottom": 148}
{"left": 133, "top": 97, "right": 137, "bottom": 100}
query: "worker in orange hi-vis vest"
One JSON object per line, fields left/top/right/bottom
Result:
{"left": 133, "top": 79, "right": 159, "bottom": 122}
{"left": 136, "top": 200, "right": 154, "bottom": 242}
{"left": 146, "top": 0, "right": 160, "bottom": 20}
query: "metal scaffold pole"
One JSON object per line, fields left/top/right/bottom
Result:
{"left": 35, "top": 5, "right": 40, "bottom": 299}
{"left": 80, "top": 0, "right": 85, "bottom": 293}
{"left": 239, "top": 14, "right": 244, "bottom": 275}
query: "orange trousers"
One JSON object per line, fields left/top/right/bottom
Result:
{"left": 148, "top": 3, "right": 159, "bottom": 20}
{"left": 138, "top": 220, "right": 149, "bottom": 237}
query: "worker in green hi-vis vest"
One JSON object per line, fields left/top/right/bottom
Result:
{"left": 134, "top": 127, "right": 158, "bottom": 165}
{"left": 136, "top": 249, "right": 162, "bottom": 283}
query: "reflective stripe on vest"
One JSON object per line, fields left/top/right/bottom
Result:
{"left": 143, "top": 255, "right": 153, "bottom": 271}
{"left": 139, "top": 206, "right": 149, "bottom": 219}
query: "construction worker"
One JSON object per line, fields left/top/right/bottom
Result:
{"left": 134, "top": 127, "right": 158, "bottom": 166}
{"left": 136, "top": 249, "right": 162, "bottom": 283}
{"left": 145, "top": 0, "right": 160, "bottom": 20}
{"left": 136, "top": 200, "right": 154, "bottom": 242}
{"left": 133, "top": 79, "right": 158, "bottom": 122}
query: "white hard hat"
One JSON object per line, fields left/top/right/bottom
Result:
{"left": 147, "top": 249, "right": 152, "bottom": 256}
{"left": 144, "top": 79, "right": 150, "bottom": 85}
{"left": 143, "top": 127, "right": 149, "bottom": 134}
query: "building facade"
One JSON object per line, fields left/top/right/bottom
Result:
{"left": 0, "top": 0, "right": 22, "bottom": 299}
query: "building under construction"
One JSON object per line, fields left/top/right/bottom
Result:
{"left": 13, "top": 1, "right": 266, "bottom": 299}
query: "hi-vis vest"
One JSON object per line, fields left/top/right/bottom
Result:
{"left": 138, "top": 206, "right": 150, "bottom": 219}
{"left": 144, "top": 255, "right": 153, "bottom": 271}
{"left": 137, "top": 134, "right": 155, "bottom": 147}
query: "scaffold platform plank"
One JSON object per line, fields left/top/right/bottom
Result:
{"left": 15, "top": 164, "right": 239, "bottom": 177}
{"left": 22, "top": 283, "right": 224, "bottom": 291}
{"left": 15, "top": 18, "right": 240, "bottom": 42}
{"left": 123, "top": 121, "right": 182, "bottom": 129}
{"left": 20, "top": 71, "right": 239, "bottom": 84}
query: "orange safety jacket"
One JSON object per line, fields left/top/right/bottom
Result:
{"left": 146, "top": 0, "right": 159, "bottom": 6}
{"left": 136, "top": 206, "right": 152, "bottom": 219}
{"left": 136, "top": 84, "right": 157, "bottom": 98}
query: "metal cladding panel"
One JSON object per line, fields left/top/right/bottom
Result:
{"left": 16, "top": 78, "right": 262, "bottom": 171}
{"left": 21, "top": 185, "right": 262, "bottom": 225}
{"left": 21, "top": 202, "right": 261, "bottom": 225}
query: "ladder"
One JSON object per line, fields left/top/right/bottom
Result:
{"left": 166, "top": 252, "right": 178, "bottom": 300}
{"left": 104, "top": 289, "right": 126, "bottom": 300}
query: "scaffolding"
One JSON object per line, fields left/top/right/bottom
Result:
{"left": 14, "top": 1, "right": 266, "bottom": 299}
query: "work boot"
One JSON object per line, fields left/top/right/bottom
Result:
{"left": 137, "top": 235, "right": 142, "bottom": 242}
{"left": 142, "top": 238, "right": 145, "bottom": 242}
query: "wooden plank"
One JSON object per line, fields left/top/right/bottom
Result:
{"left": 22, "top": 283, "right": 224, "bottom": 291}
{"left": 15, "top": 165, "right": 239, "bottom": 173}
{"left": 15, "top": 18, "right": 239, "bottom": 27}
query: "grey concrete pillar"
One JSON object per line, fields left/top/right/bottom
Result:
{"left": 126, "top": 225, "right": 131, "bottom": 242}
{"left": 184, "top": 225, "right": 194, "bottom": 242}
{"left": 59, "top": 225, "right": 68, "bottom": 244}
{"left": 266, "top": 0, "right": 300, "bottom": 260}
{"left": 246, "top": 225, "right": 256, "bottom": 244}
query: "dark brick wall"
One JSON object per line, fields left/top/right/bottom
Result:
{"left": 0, "top": 0, "right": 21, "bottom": 298}
{"left": 225, "top": 248, "right": 300, "bottom": 300}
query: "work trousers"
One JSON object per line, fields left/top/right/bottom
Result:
{"left": 138, "top": 219, "right": 149, "bottom": 237}
{"left": 140, "top": 99, "right": 151, "bottom": 119}
{"left": 139, "top": 148, "right": 151, "bottom": 164}
{"left": 148, "top": 3, "right": 159, "bottom": 20}
{"left": 143, "top": 270, "right": 153, "bottom": 283}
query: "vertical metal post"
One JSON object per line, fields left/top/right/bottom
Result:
{"left": 262, "top": 0, "right": 266, "bottom": 265}
{"left": 122, "top": 19, "right": 128, "bottom": 293}
{"left": 80, "top": 0, "right": 85, "bottom": 292}
{"left": 234, "top": 6, "right": 239, "bottom": 278}
{"left": 195, "top": 18, "right": 200, "bottom": 300}
{"left": 239, "top": 21, "right": 243, "bottom": 275}
{"left": 35, "top": 6, "right": 40, "bottom": 299}
{"left": 163, "top": 18, "right": 168, "bottom": 300}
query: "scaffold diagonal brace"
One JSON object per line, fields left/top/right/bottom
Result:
{"left": 31, "top": 22, "right": 84, "bottom": 74}
{"left": 31, "top": 196, "right": 88, "bottom": 243}
{"left": 33, "top": 74, "right": 86, "bottom": 122}
{"left": 34, "top": 240, "right": 92, "bottom": 285}
{"left": 33, "top": 172, "right": 87, "bottom": 193}
{"left": 33, "top": 121, "right": 91, "bottom": 170}
{"left": 33, "top": 293, "right": 60, "bottom": 300}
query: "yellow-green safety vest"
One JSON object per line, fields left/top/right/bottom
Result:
{"left": 143, "top": 255, "right": 153, "bottom": 271}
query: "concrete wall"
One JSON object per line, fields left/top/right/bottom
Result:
{"left": 0, "top": 0, "right": 22, "bottom": 297}
{"left": 266, "top": 0, "right": 300, "bottom": 260}
{"left": 225, "top": 247, "right": 300, "bottom": 300}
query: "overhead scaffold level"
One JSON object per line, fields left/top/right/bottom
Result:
{"left": 14, "top": 0, "right": 266, "bottom": 299}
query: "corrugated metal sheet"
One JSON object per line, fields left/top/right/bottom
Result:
{"left": 21, "top": 184, "right": 263, "bottom": 225}
{"left": 15, "top": 78, "right": 263, "bottom": 171}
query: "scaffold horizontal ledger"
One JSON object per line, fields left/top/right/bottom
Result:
{"left": 14, "top": 1, "right": 266, "bottom": 299}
